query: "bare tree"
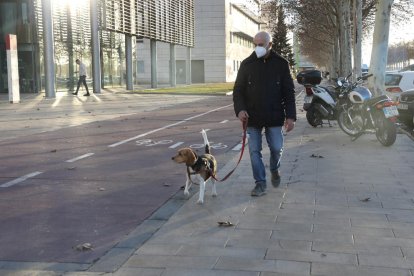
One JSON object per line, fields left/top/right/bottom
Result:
{"left": 368, "top": 0, "right": 393, "bottom": 96}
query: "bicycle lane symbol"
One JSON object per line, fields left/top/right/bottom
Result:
{"left": 135, "top": 139, "right": 228, "bottom": 150}
{"left": 135, "top": 139, "right": 173, "bottom": 146}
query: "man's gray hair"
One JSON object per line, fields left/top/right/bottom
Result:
{"left": 255, "top": 31, "right": 271, "bottom": 45}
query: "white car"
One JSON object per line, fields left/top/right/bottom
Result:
{"left": 385, "top": 71, "right": 414, "bottom": 101}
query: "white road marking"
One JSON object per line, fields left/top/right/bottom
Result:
{"left": 169, "top": 142, "right": 184, "bottom": 149}
{"left": 0, "top": 171, "right": 43, "bottom": 188}
{"left": 232, "top": 144, "right": 243, "bottom": 151}
{"left": 296, "top": 90, "right": 304, "bottom": 99}
{"left": 220, "top": 120, "right": 229, "bottom": 124}
{"left": 65, "top": 153, "right": 95, "bottom": 163}
{"left": 108, "top": 104, "right": 232, "bottom": 148}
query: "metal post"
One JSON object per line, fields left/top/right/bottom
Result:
{"left": 125, "top": 35, "right": 133, "bottom": 90}
{"left": 41, "top": 0, "right": 55, "bottom": 98}
{"left": 170, "top": 44, "right": 176, "bottom": 87}
{"left": 90, "top": 0, "right": 101, "bottom": 93}
{"left": 186, "top": 47, "right": 191, "bottom": 84}
{"left": 150, "top": 39, "right": 157, "bottom": 88}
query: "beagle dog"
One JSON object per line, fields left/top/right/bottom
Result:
{"left": 171, "top": 130, "right": 217, "bottom": 204}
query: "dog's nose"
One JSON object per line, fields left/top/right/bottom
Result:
{"left": 171, "top": 157, "right": 174, "bottom": 160}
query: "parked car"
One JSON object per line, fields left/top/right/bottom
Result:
{"left": 399, "top": 64, "right": 414, "bottom": 72}
{"left": 385, "top": 71, "right": 414, "bottom": 101}
{"left": 397, "top": 89, "right": 414, "bottom": 128}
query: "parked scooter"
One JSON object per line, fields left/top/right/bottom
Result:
{"left": 297, "top": 70, "right": 338, "bottom": 127}
{"left": 336, "top": 73, "right": 399, "bottom": 146}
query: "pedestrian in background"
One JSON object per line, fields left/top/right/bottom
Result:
{"left": 72, "top": 59, "right": 90, "bottom": 96}
{"left": 233, "top": 31, "right": 296, "bottom": 197}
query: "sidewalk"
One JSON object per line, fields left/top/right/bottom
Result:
{"left": 105, "top": 115, "right": 414, "bottom": 276}
{"left": 1, "top": 92, "right": 414, "bottom": 276}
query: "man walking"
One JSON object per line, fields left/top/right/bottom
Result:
{"left": 72, "top": 59, "right": 90, "bottom": 96}
{"left": 233, "top": 31, "right": 296, "bottom": 197}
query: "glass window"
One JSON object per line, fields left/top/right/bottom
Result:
{"left": 385, "top": 74, "right": 402, "bottom": 86}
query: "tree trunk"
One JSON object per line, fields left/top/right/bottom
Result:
{"left": 368, "top": 0, "right": 394, "bottom": 96}
{"left": 353, "top": 0, "right": 362, "bottom": 78}
{"left": 339, "top": 0, "right": 352, "bottom": 77}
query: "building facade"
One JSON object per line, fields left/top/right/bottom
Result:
{"left": 0, "top": 0, "right": 194, "bottom": 95}
{"left": 136, "top": 0, "right": 263, "bottom": 84}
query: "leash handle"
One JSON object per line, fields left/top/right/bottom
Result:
{"left": 211, "top": 119, "right": 247, "bottom": 182}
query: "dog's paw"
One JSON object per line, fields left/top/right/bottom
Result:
{"left": 184, "top": 191, "right": 190, "bottom": 197}
{"left": 197, "top": 199, "right": 204, "bottom": 204}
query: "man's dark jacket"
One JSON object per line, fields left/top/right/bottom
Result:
{"left": 233, "top": 50, "right": 296, "bottom": 128}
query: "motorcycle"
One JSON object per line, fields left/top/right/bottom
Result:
{"left": 297, "top": 70, "right": 338, "bottom": 127}
{"left": 335, "top": 73, "right": 399, "bottom": 146}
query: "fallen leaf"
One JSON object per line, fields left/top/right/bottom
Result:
{"left": 50, "top": 149, "right": 57, "bottom": 153}
{"left": 218, "top": 221, "right": 234, "bottom": 227}
{"left": 321, "top": 253, "right": 327, "bottom": 257}
{"left": 73, "top": 243, "right": 93, "bottom": 251}
{"left": 360, "top": 197, "right": 371, "bottom": 202}
{"left": 99, "top": 188, "right": 106, "bottom": 191}
{"left": 163, "top": 183, "right": 171, "bottom": 187}
{"left": 310, "top": 154, "right": 324, "bottom": 158}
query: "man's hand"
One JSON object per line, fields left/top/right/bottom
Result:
{"left": 284, "top": 118, "right": 295, "bottom": 132}
{"left": 237, "top": 110, "right": 249, "bottom": 122}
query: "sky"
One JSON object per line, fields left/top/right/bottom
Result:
{"left": 362, "top": 17, "right": 414, "bottom": 66}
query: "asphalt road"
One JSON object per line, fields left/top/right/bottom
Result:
{"left": 0, "top": 94, "right": 242, "bottom": 264}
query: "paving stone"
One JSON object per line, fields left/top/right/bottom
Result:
{"left": 135, "top": 244, "right": 182, "bottom": 255}
{"left": 214, "top": 257, "right": 310, "bottom": 275}
{"left": 311, "top": 262, "right": 412, "bottom": 276}
{"left": 358, "top": 254, "right": 414, "bottom": 269}
{"left": 313, "top": 224, "right": 395, "bottom": 238}
{"left": 116, "top": 219, "right": 166, "bottom": 248}
{"left": 270, "top": 230, "right": 354, "bottom": 244}
{"left": 265, "top": 249, "right": 356, "bottom": 265}
{"left": 226, "top": 238, "right": 311, "bottom": 252}
{"left": 161, "top": 268, "right": 259, "bottom": 276}
{"left": 176, "top": 245, "right": 266, "bottom": 259}
{"left": 124, "top": 255, "right": 217, "bottom": 269}
{"left": 276, "top": 215, "right": 351, "bottom": 227}
{"left": 88, "top": 248, "right": 136, "bottom": 272}
{"left": 312, "top": 241, "right": 403, "bottom": 256}
{"left": 113, "top": 267, "right": 163, "bottom": 276}
{"left": 354, "top": 236, "right": 414, "bottom": 248}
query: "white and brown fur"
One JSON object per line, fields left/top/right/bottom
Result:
{"left": 171, "top": 130, "right": 217, "bottom": 204}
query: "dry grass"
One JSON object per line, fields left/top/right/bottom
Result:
{"left": 132, "top": 82, "right": 235, "bottom": 95}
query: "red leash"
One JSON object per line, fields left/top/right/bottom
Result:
{"left": 211, "top": 119, "right": 247, "bottom": 182}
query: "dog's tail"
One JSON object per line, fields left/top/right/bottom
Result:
{"left": 201, "top": 129, "right": 211, "bottom": 154}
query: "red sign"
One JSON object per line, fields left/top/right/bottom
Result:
{"left": 5, "top": 34, "right": 17, "bottom": 51}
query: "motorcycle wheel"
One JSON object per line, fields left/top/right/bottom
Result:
{"left": 306, "top": 107, "right": 322, "bottom": 127}
{"left": 375, "top": 116, "right": 397, "bottom": 147}
{"left": 337, "top": 109, "right": 363, "bottom": 136}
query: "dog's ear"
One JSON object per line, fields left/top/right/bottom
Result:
{"left": 183, "top": 148, "right": 197, "bottom": 166}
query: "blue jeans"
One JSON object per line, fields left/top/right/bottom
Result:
{"left": 247, "top": 126, "right": 284, "bottom": 185}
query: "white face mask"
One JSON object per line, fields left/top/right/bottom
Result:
{"left": 255, "top": 46, "right": 268, "bottom": 58}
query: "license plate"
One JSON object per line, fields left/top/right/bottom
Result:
{"left": 398, "top": 103, "right": 408, "bottom": 110}
{"left": 383, "top": 105, "right": 399, "bottom": 118}
{"left": 304, "top": 96, "right": 313, "bottom": 104}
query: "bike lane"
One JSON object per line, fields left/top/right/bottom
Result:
{"left": 0, "top": 96, "right": 244, "bottom": 264}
